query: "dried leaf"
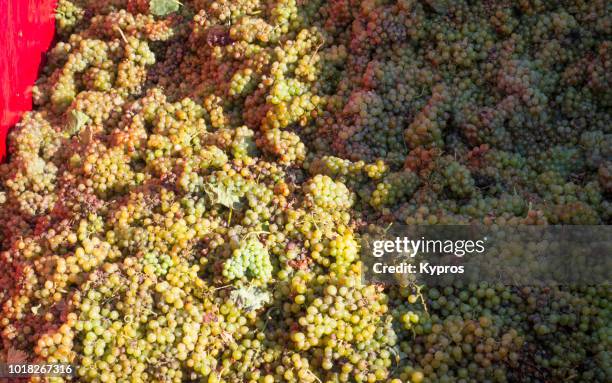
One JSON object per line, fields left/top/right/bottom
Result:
{"left": 31, "top": 303, "right": 41, "bottom": 315}
{"left": 424, "top": 0, "right": 449, "bottom": 14}
{"left": 6, "top": 347, "right": 29, "bottom": 364}
{"left": 150, "top": 0, "right": 181, "bottom": 16}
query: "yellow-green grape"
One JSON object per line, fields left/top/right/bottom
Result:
{"left": 223, "top": 237, "right": 273, "bottom": 283}
{"left": 304, "top": 175, "right": 354, "bottom": 211}
{"left": 369, "top": 170, "right": 420, "bottom": 209}
{"left": 56, "top": 0, "right": 85, "bottom": 35}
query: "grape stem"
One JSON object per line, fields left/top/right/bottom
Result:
{"left": 114, "top": 26, "right": 128, "bottom": 44}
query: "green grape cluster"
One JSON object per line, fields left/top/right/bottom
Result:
{"left": 222, "top": 237, "right": 273, "bottom": 283}
{"left": 369, "top": 170, "right": 420, "bottom": 211}
{"left": 442, "top": 161, "right": 476, "bottom": 199}
{"left": 56, "top": 0, "right": 85, "bottom": 35}
{"left": 304, "top": 174, "right": 354, "bottom": 211}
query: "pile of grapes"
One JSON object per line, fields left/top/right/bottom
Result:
{"left": 0, "top": 0, "right": 610, "bottom": 382}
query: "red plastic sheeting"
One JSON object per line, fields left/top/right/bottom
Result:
{"left": 0, "top": 0, "right": 57, "bottom": 162}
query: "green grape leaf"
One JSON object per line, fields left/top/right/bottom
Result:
{"left": 67, "top": 110, "right": 90, "bottom": 136}
{"left": 149, "top": 0, "right": 181, "bottom": 16}
{"left": 230, "top": 286, "right": 270, "bottom": 312}
{"left": 205, "top": 183, "right": 241, "bottom": 209}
